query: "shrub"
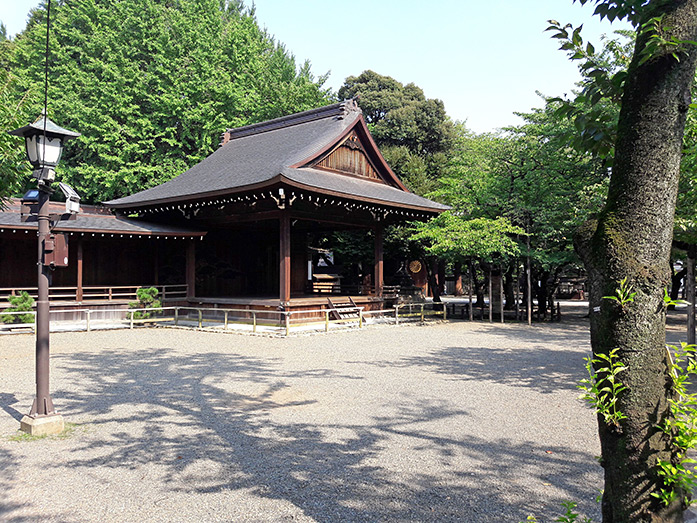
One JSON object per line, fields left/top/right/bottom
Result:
{"left": 1, "top": 291, "right": 36, "bottom": 324}
{"left": 128, "top": 287, "right": 161, "bottom": 320}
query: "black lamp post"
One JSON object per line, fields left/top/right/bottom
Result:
{"left": 9, "top": 114, "right": 80, "bottom": 435}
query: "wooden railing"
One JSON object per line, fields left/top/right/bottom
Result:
{"left": 307, "top": 282, "right": 376, "bottom": 295}
{"left": 0, "top": 284, "right": 188, "bottom": 305}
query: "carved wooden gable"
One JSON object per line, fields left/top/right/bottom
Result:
{"left": 314, "top": 131, "right": 382, "bottom": 181}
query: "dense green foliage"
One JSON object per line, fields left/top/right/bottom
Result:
{"left": 0, "top": 34, "right": 31, "bottom": 205}
{"left": 5, "top": 0, "right": 331, "bottom": 203}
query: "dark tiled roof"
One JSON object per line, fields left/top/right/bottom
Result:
{"left": 105, "top": 101, "right": 448, "bottom": 213}
{"left": 282, "top": 168, "right": 450, "bottom": 211}
{"left": 0, "top": 201, "right": 204, "bottom": 237}
{"left": 106, "top": 102, "right": 359, "bottom": 208}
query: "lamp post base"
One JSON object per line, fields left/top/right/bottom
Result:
{"left": 20, "top": 413, "right": 64, "bottom": 436}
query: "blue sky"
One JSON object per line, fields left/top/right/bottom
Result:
{"left": 1, "top": 0, "right": 632, "bottom": 132}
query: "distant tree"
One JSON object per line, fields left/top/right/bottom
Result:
{"left": 8, "top": 0, "right": 332, "bottom": 203}
{"left": 0, "top": 64, "right": 31, "bottom": 205}
{"left": 423, "top": 106, "right": 606, "bottom": 314}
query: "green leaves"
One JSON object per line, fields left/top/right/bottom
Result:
{"left": 410, "top": 212, "right": 524, "bottom": 262}
{"left": 602, "top": 276, "right": 636, "bottom": 310}
{"left": 578, "top": 347, "right": 628, "bottom": 427}
{"left": 653, "top": 343, "right": 697, "bottom": 506}
{"left": 0, "top": 291, "right": 35, "bottom": 324}
{"left": 8, "top": 0, "right": 331, "bottom": 202}
{"left": 637, "top": 14, "right": 697, "bottom": 66}
{"left": 545, "top": 22, "right": 633, "bottom": 164}
{"left": 0, "top": 65, "right": 32, "bottom": 204}
{"left": 573, "top": 0, "right": 648, "bottom": 27}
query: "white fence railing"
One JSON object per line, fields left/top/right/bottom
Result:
{"left": 0, "top": 284, "right": 188, "bottom": 304}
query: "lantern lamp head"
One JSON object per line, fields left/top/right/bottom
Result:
{"left": 8, "top": 115, "right": 80, "bottom": 181}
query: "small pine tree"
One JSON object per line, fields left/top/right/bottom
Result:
{"left": 128, "top": 287, "right": 161, "bottom": 320}
{"left": 1, "top": 291, "right": 35, "bottom": 324}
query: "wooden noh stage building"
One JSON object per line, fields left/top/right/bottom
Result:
{"left": 2, "top": 100, "right": 447, "bottom": 317}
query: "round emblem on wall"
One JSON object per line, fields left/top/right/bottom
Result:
{"left": 409, "top": 260, "right": 422, "bottom": 274}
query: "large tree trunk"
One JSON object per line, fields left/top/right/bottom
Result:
{"left": 574, "top": 3, "right": 697, "bottom": 521}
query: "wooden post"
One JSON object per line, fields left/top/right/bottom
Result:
{"left": 488, "top": 266, "right": 493, "bottom": 323}
{"left": 186, "top": 239, "right": 196, "bottom": 300}
{"left": 500, "top": 266, "right": 504, "bottom": 323}
{"left": 279, "top": 212, "right": 291, "bottom": 304}
{"left": 374, "top": 224, "right": 384, "bottom": 296}
{"left": 468, "top": 262, "right": 473, "bottom": 321}
{"left": 527, "top": 235, "right": 532, "bottom": 326}
{"left": 688, "top": 245, "right": 696, "bottom": 346}
{"left": 515, "top": 263, "right": 521, "bottom": 321}
{"left": 76, "top": 237, "right": 83, "bottom": 302}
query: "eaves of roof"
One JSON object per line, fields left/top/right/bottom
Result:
{"left": 0, "top": 211, "right": 205, "bottom": 237}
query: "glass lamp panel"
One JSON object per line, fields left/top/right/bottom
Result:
{"left": 26, "top": 135, "right": 38, "bottom": 164}
{"left": 38, "top": 135, "right": 63, "bottom": 166}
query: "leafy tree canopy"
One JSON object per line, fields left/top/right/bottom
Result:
{"left": 338, "top": 69, "right": 454, "bottom": 156}
{"left": 411, "top": 213, "right": 524, "bottom": 263}
{"left": 6, "top": 0, "right": 332, "bottom": 203}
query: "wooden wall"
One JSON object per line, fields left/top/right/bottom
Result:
{"left": 0, "top": 233, "right": 184, "bottom": 289}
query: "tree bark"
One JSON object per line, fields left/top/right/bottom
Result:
{"left": 574, "top": 3, "right": 697, "bottom": 521}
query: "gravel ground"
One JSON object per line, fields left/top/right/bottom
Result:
{"left": 0, "top": 311, "right": 679, "bottom": 522}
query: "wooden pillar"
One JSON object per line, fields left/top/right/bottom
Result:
{"left": 527, "top": 235, "right": 532, "bottom": 326}
{"left": 76, "top": 237, "right": 83, "bottom": 302}
{"left": 488, "top": 266, "right": 493, "bottom": 323}
{"left": 186, "top": 239, "right": 196, "bottom": 300}
{"left": 279, "top": 212, "right": 291, "bottom": 304}
{"left": 499, "top": 266, "right": 504, "bottom": 323}
{"left": 374, "top": 224, "right": 384, "bottom": 296}
{"left": 515, "top": 263, "right": 521, "bottom": 321}
{"left": 153, "top": 241, "right": 159, "bottom": 286}
{"left": 468, "top": 261, "right": 473, "bottom": 321}
{"left": 688, "top": 245, "right": 696, "bottom": 346}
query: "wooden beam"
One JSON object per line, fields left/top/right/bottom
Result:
{"left": 374, "top": 225, "right": 384, "bottom": 296}
{"left": 186, "top": 239, "right": 196, "bottom": 299}
{"left": 280, "top": 212, "right": 291, "bottom": 304}
{"left": 76, "top": 237, "right": 83, "bottom": 302}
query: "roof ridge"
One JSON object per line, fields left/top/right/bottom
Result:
{"left": 219, "top": 99, "right": 360, "bottom": 147}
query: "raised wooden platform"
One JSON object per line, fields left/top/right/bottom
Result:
{"left": 188, "top": 294, "right": 384, "bottom": 313}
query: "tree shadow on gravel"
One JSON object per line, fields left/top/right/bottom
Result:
{"left": 0, "top": 445, "right": 78, "bottom": 522}
{"left": 4, "top": 347, "right": 604, "bottom": 522}
{"left": 395, "top": 344, "right": 587, "bottom": 394}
